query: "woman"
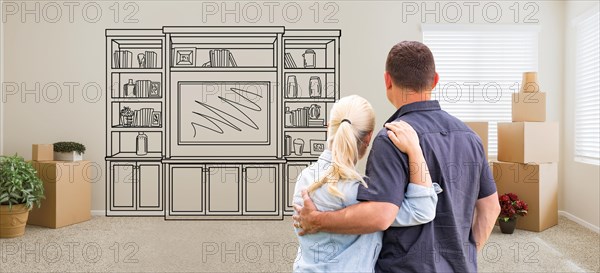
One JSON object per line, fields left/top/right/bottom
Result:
{"left": 292, "top": 95, "right": 442, "bottom": 273}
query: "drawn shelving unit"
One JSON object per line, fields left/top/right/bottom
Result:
{"left": 105, "top": 27, "right": 340, "bottom": 219}
{"left": 282, "top": 30, "right": 340, "bottom": 215}
{"left": 106, "top": 30, "right": 166, "bottom": 216}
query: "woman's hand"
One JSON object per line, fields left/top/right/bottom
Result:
{"left": 385, "top": 121, "right": 421, "bottom": 154}
{"left": 386, "top": 121, "right": 433, "bottom": 187}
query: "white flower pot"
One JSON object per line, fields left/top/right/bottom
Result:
{"left": 54, "top": 151, "right": 83, "bottom": 161}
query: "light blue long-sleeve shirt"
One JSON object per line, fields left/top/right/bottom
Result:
{"left": 293, "top": 150, "right": 442, "bottom": 273}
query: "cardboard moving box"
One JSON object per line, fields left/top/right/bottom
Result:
{"left": 32, "top": 144, "right": 54, "bottom": 161}
{"left": 28, "top": 161, "right": 92, "bottom": 228}
{"left": 512, "top": 92, "right": 546, "bottom": 122}
{"left": 498, "top": 122, "right": 559, "bottom": 163}
{"left": 464, "top": 122, "right": 489, "bottom": 159}
{"left": 493, "top": 161, "right": 558, "bottom": 232}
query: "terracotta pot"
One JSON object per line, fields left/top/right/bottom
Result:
{"left": 499, "top": 218, "right": 517, "bottom": 234}
{"left": 0, "top": 204, "right": 30, "bottom": 238}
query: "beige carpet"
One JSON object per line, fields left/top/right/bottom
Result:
{"left": 1, "top": 216, "right": 598, "bottom": 272}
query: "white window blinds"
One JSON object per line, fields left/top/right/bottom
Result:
{"left": 423, "top": 26, "right": 539, "bottom": 157}
{"left": 575, "top": 10, "right": 600, "bottom": 165}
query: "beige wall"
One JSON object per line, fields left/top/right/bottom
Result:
{"left": 2, "top": 1, "right": 568, "bottom": 212}
{"left": 560, "top": 1, "right": 600, "bottom": 228}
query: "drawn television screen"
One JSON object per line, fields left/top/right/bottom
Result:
{"left": 178, "top": 81, "right": 271, "bottom": 145}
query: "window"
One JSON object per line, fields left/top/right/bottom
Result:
{"left": 423, "top": 25, "right": 539, "bottom": 157}
{"left": 574, "top": 10, "right": 600, "bottom": 165}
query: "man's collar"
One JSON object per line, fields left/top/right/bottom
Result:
{"left": 385, "top": 100, "right": 441, "bottom": 123}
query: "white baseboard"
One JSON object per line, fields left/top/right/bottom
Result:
{"left": 91, "top": 210, "right": 106, "bottom": 216}
{"left": 559, "top": 210, "right": 600, "bottom": 233}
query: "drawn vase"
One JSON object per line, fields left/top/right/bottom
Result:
{"left": 285, "top": 107, "right": 293, "bottom": 127}
{"left": 309, "top": 76, "right": 322, "bottom": 98}
{"left": 308, "top": 104, "right": 321, "bottom": 119}
{"left": 124, "top": 79, "right": 137, "bottom": 98}
{"left": 302, "top": 49, "right": 316, "bottom": 68}
{"left": 287, "top": 75, "right": 298, "bottom": 98}
{"left": 136, "top": 132, "right": 148, "bottom": 156}
{"left": 285, "top": 135, "right": 293, "bottom": 156}
{"left": 293, "top": 139, "right": 305, "bottom": 156}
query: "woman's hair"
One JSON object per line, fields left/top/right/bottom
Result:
{"left": 307, "top": 95, "right": 376, "bottom": 199}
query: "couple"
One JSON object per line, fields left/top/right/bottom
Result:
{"left": 292, "top": 41, "right": 501, "bottom": 273}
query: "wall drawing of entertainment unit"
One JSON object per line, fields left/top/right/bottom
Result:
{"left": 105, "top": 27, "right": 340, "bottom": 219}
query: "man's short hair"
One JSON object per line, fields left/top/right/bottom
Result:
{"left": 385, "top": 41, "right": 436, "bottom": 92}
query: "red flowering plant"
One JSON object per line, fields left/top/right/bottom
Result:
{"left": 498, "top": 193, "right": 528, "bottom": 222}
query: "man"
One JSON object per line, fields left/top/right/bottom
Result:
{"left": 293, "top": 41, "right": 501, "bottom": 272}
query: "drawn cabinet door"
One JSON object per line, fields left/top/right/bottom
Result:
{"left": 137, "top": 162, "right": 162, "bottom": 210}
{"left": 244, "top": 165, "right": 277, "bottom": 214}
{"left": 285, "top": 162, "right": 311, "bottom": 215}
{"left": 171, "top": 166, "right": 205, "bottom": 215}
{"left": 111, "top": 162, "right": 136, "bottom": 210}
{"left": 207, "top": 165, "right": 241, "bottom": 214}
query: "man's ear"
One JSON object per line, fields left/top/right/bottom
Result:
{"left": 384, "top": 71, "right": 393, "bottom": 90}
{"left": 432, "top": 72, "right": 439, "bottom": 89}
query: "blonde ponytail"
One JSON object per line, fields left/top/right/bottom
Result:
{"left": 307, "top": 95, "right": 375, "bottom": 199}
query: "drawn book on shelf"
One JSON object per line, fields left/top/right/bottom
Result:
{"left": 135, "top": 80, "right": 151, "bottom": 97}
{"left": 284, "top": 53, "right": 297, "bottom": 68}
{"left": 141, "top": 51, "right": 158, "bottom": 68}
{"left": 113, "top": 50, "right": 133, "bottom": 68}
{"left": 286, "top": 107, "right": 325, "bottom": 128}
{"left": 130, "top": 108, "right": 155, "bottom": 127}
{"left": 201, "top": 49, "right": 238, "bottom": 67}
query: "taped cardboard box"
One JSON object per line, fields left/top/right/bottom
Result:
{"left": 497, "top": 122, "right": 559, "bottom": 163}
{"left": 493, "top": 161, "right": 558, "bottom": 232}
{"left": 28, "top": 161, "right": 92, "bottom": 228}
{"left": 464, "top": 122, "right": 488, "bottom": 160}
{"left": 32, "top": 144, "right": 53, "bottom": 161}
{"left": 512, "top": 92, "right": 546, "bottom": 122}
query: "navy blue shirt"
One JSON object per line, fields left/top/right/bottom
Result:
{"left": 357, "top": 100, "right": 496, "bottom": 273}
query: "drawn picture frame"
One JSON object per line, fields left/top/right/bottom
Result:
{"left": 151, "top": 111, "right": 162, "bottom": 127}
{"left": 149, "top": 81, "right": 161, "bottom": 97}
{"left": 175, "top": 48, "right": 195, "bottom": 66}
{"left": 310, "top": 140, "right": 326, "bottom": 156}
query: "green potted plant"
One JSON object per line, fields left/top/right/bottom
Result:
{"left": 0, "top": 154, "right": 45, "bottom": 238}
{"left": 498, "top": 193, "right": 528, "bottom": 234}
{"left": 53, "top": 141, "right": 86, "bottom": 161}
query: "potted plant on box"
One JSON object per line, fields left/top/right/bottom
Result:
{"left": 0, "top": 154, "right": 45, "bottom": 238}
{"left": 53, "top": 141, "right": 86, "bottom": 161}
{"left": 498, "top": 193, "right": 528, "bottom": 234}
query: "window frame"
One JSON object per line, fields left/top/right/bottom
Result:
{"left": 422, "top": 24, "right": 540, "bottom": 158}
{"left": 573, "top": 7, "right": 600, "bottom": 166}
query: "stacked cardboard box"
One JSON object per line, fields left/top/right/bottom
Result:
{"left": 494, "top": 72, "right": 559, "bottom": 232}
{"left": 28, "top": 144, "right": 92, "bottom": 228}
{"left": 465, "top": 122, "right": 489, "bottom": 160}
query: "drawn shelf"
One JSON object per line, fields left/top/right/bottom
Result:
{"left": 106, "top": 27, "right": 340, "bottom": 219}
{"left": 284, "top": 98, "right": 336, "bottom": 103}
{"left": 284, "top": 127, "right": 327, "bottom": 132}
{"left": 284, "top": 68, "right": 335, "bottom": 73}
{"left": 112, "top": 98, "right": 163, "bottom": 102}
{"left": 107, "top": 152, "right": 163, "bottom": 160}
{"left": 110, "top": 38, "right": 163, "bottom": 69}
{"left": 111, "top": 126, "right": 163, "bottom": 131}
{"left": 112, "top": 68, "right": 163, "bottom": 73}
{"left": 169, "top": 67, "right": 277, "bottom": 73}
